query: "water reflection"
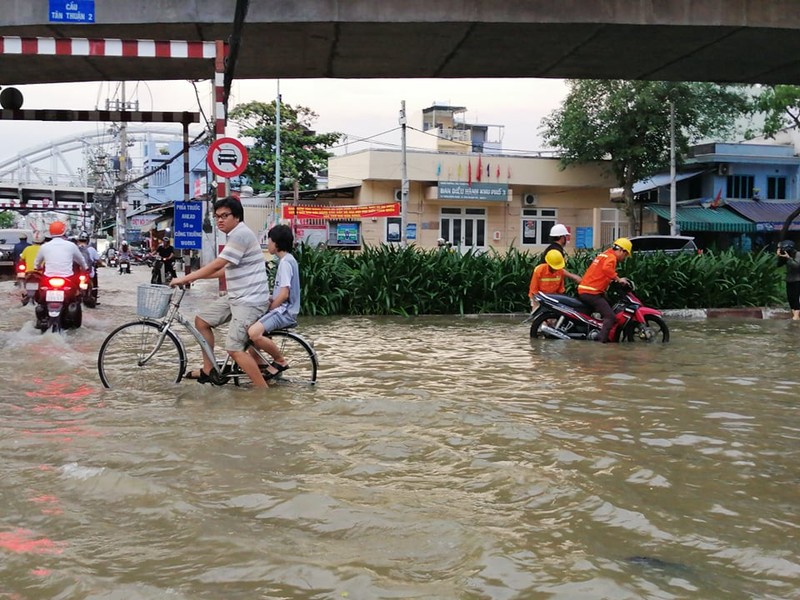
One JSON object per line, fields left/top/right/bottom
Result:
{"left": 0, "top": 272, "right": 798, "bottom": 599}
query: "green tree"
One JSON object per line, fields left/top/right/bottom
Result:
{"left": 0, "top": 211, "right": 16, "bottom": 228}
{"left": 540, "top": 80, "right": 750, "bottom": 234}
{"left": 753, "top": 84, "right": 800, "bottom": 137}
{"left": 228, "top": 100, "right": 343, "bottom": 194}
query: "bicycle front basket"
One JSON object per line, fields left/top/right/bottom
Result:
{"left": 137, "top": 284, "right": 173, "bottom": 319}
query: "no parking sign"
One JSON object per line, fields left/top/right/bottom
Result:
{"left": 207, "top": 137, "right": 248, "bottom": 178}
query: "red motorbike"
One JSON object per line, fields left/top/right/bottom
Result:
{"left": 529, "top": 281, "right": 669, "bottom": 343}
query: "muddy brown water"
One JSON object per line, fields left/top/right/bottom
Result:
{"left": 1, "top": 268, "right": 798, "bottom": 599}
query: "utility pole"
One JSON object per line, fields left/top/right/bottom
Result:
{"left": 107, "top": 82, "right": 138, "bottom": 248}
{"left": 669, "top": 96, "right": 677, "bottom": 236}
{"left": 399, "top": 100, "right": 408, "bottom": 244}
{"left": 274, "top": 80, "right": 282, "bottom": 226}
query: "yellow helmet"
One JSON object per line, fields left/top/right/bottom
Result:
{"left": 544, "top": 249, "right": 565, "bottom": 270}
{"left": 613, "top": 237, "right": 632, "bottom": 255}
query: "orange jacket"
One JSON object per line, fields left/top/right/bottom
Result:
{"left": 529, "top": 263, "right": 565, "bottom": 297}
{"left": 577, "top": 249, "right": 618, "bottom": 295}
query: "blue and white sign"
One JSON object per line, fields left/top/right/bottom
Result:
{"left": 174, "top": 201, "right": 203, "bottom": 250}
{"left": 49, "top": 1, "right": 95, "bottom": 23}
{"left": 406, "top": 223, "right": 417, "bottom": 241}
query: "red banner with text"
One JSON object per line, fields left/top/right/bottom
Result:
{"left": 282, "top": 202, "right": 400, "bottom": 220}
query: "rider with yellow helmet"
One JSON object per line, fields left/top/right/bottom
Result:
{"left": 577, "top": 238, "right": 632, "bottom": 343}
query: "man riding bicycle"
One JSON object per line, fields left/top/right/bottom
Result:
{"left": 169, "top": 196, "right": 271, "bottom": 388}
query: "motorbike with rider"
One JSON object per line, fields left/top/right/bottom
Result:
{"left": 18, "top": 231, "right": 45, "bottom": 306}
{"left": 529, "top": 238, "right": 670, "bottom": 343}
{"left": 150, "top": 237, "right": 177, "bottom": 284}
{"left": 76, "top": 232, "right": 100, "bottom": 307}
{"left": 33, "top": 221, "right": 88, "bottom": 333}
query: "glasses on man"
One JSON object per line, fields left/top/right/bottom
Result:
{"left": 214, "top": 212, "right": 232, "bottom": 221}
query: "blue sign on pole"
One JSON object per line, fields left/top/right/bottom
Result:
{"left": 49, "top": 1, "right": 95, "bottom": 23}
{"left": 173, "top": 201, "right": 203, "bottom": 250}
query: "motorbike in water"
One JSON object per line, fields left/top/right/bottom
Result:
{"left": 15, "top": 259, "right": 26, "bottom": 287}
{"left": 17, "top": 264, "right": 41, "bottom": 307}
{"left": 150, "top": 258, "right": 174, "bottom": 285}
{"left": 118, "top": 257, "right": 131, "bottom": 274}
{"left": 529, "top": 281, "right": 669, "bottom": 343}
{"left": 34, "top": 274, "right": 84, "bottom": 333}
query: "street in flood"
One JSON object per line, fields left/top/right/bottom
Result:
{"left": 0, "top": 267, "right": 798, "bottom": 599}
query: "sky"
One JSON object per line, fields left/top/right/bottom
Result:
{"left": 0, "top": 77, "right": 570, "bottom": 165}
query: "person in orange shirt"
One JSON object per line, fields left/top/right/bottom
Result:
{"left": 529, "top": 249, "right": 566, "bottom": 310}
{"left": 577, "top": 238, "right": 632, "bottom": 343}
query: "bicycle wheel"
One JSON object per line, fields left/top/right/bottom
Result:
{"left": 623, "top": 315, "right": 670, "bottom": 343}
{"left": 231, "top": 330, "right": 318, "bottom": 386}
{"left": 269, "top": 330, "right": 317, "bottom": 384}
{"left": 98, "top": 321, "right": 186, "bottom": 389}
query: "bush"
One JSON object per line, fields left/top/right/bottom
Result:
{"left": 295, "top": 244, "right": 785, "bottom": 316}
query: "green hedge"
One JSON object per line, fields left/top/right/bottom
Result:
{"left": 295, "top": 244, "right": 785, "bottom": 316}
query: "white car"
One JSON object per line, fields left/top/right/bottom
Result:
{"left": 628, "top": 235, "right": 699, "bottom": 255}
{"left": 0, "top": 228, "right": 35, "bottom": 271}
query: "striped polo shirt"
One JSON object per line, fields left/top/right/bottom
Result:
{"left": 219, "top": 221, "right": 269, "bottom": 306}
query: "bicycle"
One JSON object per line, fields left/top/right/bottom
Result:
{"left": 97, "top": 283, "right": 318, "bottom": 390}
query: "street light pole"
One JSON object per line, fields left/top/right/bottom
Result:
{"left": 399, "top": 100, "right": 408, "bottom": 244}
{"left": 669, "top": 97, "right": 677, "bottom": 236}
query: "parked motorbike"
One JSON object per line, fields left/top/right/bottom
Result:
{"left": 34, "top": 274, "right": 83, "bottom": 333}
{"left": 529, "top": 281, "right": 669, "bottom": 343}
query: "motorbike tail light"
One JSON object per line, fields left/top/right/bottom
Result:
{"left": 17, "top": 262, "right": 26, "bottom": 273}
{"left": 48, "top": 277, "right": 66, "bottom": 288}
{"left": 79, "top": 274, "right": 87, "bottom": 283}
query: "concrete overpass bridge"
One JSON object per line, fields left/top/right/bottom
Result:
{"left": 0, "top": 0, "right": 799, "bottom": 87}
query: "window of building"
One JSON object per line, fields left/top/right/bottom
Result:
{"left": 152, "top": 168, "right": 169, "bottom": 188}
{"left": 767, "top": 176, "right": 787, "bottom": 200}
{"left": 521, "top": 208, "right": 557, "bottom": 245}
{"left": 726, "top": 175, "right": 755, "bottom": 199}
{"left": 440, "top": 207, "right": 486, "bottom": 248}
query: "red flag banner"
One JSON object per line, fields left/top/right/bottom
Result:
{"left": 468, "top": 160, "right": 472, "bottom": 186}
{"left": 710, "top": 188, "right": 722, "bottom": 209}
{"left": 282, "top": 202, "right": 400, "bottom": 220}
{"left": 476, "top": 156, "right": 482, "bottom": 182}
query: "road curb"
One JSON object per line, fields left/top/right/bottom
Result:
{"left": 662, "top": 307, "right": 792, "bottom": 320}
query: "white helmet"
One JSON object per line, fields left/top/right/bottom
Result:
{"left": 549, "top": 224, "right": 569, "bottom": 238}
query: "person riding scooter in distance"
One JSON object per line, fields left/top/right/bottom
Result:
{"left": 577, "top": 238, "right": 631, "bottom": 343}
{"left": 33, "top": 222, "right": 88, "bottom": 322}
{"left": 157, "top": 237, "right": 178, "bottom": 281}
{"left": 118, "top": 242, "right": 132, "bottom": 274}
{"left": 19, "top": 231, "right": 45, "bottom": 305}
{"left": 76, "top": 232, "right": 100, "bottom": 306}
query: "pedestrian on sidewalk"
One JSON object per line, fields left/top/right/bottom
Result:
{"left": 777, "top": 240, "right": 800, "bottom": 320}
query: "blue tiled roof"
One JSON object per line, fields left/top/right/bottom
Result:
{"left": 724, "top": 201, "right": 800, "bottom": 231}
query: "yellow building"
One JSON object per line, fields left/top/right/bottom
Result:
{"left": 317, "top": 147, "right": 620, "bottom": 252}
{"left": 285, "top": 103, "right": 623, "bottom": 251}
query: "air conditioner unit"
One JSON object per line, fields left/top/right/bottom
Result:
{"left": 522, "top": 193, "right": 537, "bottom": 206}
{"left": 393, "top": 188, "right": 403, "bottom": 202}
{"left": 717, "top": 163, "right": 730, "bottom": 176}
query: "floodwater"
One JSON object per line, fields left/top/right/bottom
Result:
{"left": 0, "top": 266, "right": 798, "bottom": 600}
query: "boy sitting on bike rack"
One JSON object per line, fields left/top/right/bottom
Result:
{"left": 247, "top": 224, "right": 301, "bottom": 380}
{"left": 169, "top": 196, "right": 271, "bottom": 388}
